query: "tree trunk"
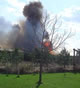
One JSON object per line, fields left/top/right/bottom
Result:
{"left": 73, "top": 49, "right": 76, "bottom": 73}
{"left": 17, "top": 66, "right": 20, "bottom": 78}
{"left": 6, "top": 62, "right": 9, "bottom": 77}
{"left": 16, "top": 63, "right": 20, "bottom": 78}
{"left": 63, "top": 64, "right": 66, "bottom": 77}
{"left": 38, "top": 61, "right": 42, "bottom": 84}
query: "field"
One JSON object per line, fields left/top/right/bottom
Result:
{"left": 0, "top": 73, "right": 80, "bottom": 88}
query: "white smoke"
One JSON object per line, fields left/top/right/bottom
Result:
{"left": 0, "top": 17, "right": 12, "bottom": 48}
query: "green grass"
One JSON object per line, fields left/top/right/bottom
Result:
{"left": 0, "top": 73, "right": 80, "bottom": 88}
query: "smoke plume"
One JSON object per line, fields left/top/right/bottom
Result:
{"left": 8, "top": 2, "right": 50, "bottom": 52}
{"left": 23, "top": 2, "right": 43, "bottom": 24}
{"left": 0, "top": 2, "right": 52, "bottom": 53}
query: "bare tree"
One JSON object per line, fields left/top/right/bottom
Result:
{"left": 35, "top": 12, "right": 72, "bottom": 84}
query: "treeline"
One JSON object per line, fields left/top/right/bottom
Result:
{"left": 0, "top": 48, "right": 79, "bottom": 76}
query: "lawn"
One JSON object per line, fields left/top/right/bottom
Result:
{"left": 0, "top": 73, "right": 80, "bottom": 88}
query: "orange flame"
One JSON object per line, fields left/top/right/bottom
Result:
{"left": 43, "top": 41, "right": 53, "bottom": 51}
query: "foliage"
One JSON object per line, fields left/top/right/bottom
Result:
{"left": 58, "top": 48, "right": 70, "bottom": 65}
{"left": 11, "top": 48, "right": 24, "bottom": 64}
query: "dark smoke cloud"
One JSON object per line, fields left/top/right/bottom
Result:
{"left": 23, "top": 2, "right": 43, "bottom": 24}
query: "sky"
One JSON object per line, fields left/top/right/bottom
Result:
{"left": 0, "top": 0, "right": 80, "bottom": 55}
